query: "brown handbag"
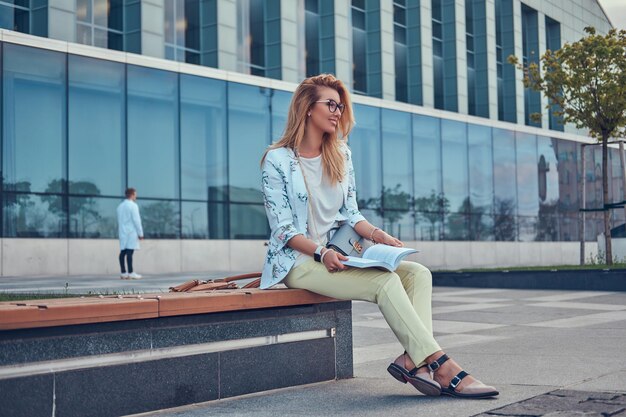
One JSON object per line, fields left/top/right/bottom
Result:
{"left": 169, "top": 272, "right": 262, "bottom": 292}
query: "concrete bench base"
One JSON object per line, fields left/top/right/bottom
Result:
{"left": 0, "top": 295, "right": 353, "bottom": 417}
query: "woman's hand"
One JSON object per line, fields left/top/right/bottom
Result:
{"left": 322, "top": 249, "right": 348, "bottom": 273}
{"left": 374, "top": 230, "right": 404, "bottom": 247}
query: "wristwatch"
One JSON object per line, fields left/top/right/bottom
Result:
{"left": 313, "top": 245, "right": 324, "bottom": 262}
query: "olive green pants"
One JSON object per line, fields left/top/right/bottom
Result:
{"left": 284, "top": 259, "right": 441, "bottom": 366}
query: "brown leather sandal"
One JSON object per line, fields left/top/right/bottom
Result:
{"left": 387, "top": 354, "right": 442, "bottom": 396}
{"left": 427, "top": 354, "right": 499, "bottom": 399}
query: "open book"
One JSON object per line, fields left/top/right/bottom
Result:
{"left": 341, "top": 244, "right": 419, "bottom": 272}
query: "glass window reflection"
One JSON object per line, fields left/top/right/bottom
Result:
{"left": 180, "top": 74, "right": 227, "bottom": 201}
{"left": 69, "top": 197, "right": 118, "bottom": 238}
{"left": 536, "top": 136, "right": 559, "bottom": 241}
{"left": 182, "top": 201, "right": 208, "bottom": 239}
{"left": 69, "top": 55, "right": 125, "bottom": 197}
{"left": 228, "top": 83, "right": 271, "bottom": 204}
{"left": 128, "top": 66, "right": 179, "bottom": 199}
{"left": 492, "top": 128, "right": 517, "bottom": 241}
{"left": 3, "top": 193, "right": 67, "bottom": 237}
{"left": 382, "top": 109, "right": 413, "bottom": 210}
{"left": 3, "top": 44, "right": 66, "bottom": 194}
{"left": 230, "top": 203, "right": 269, "bottom": 239}
{"left": 136, "top": 199, "right": 180, "bottom": 238}
{"left": 350, "top": 104, "right": 382, "bottom": 210}
{"left": 516, "top": 132, "right": 538, "bottom": 241}
{"left": 271, "top": 89, "right": 292, "bottom": 142}
{"left": 441, "top": 120, "right": 469, "bottom": 240}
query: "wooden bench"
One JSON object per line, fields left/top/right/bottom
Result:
{"left": 0, "top": 288, "right": 353, "bottom": 417}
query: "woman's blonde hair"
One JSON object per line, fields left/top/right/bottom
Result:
{"left": 261, "top": 74, "right": 355, "bottom": 184}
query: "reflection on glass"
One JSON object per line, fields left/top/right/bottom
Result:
{"left": 518, "top": 215, "right": 537, "bottom": 242}
{"left": 182, "top": 201, "right": 208, "bottom": 239}
{"left": 415, "top": 212, "right": 443, "bottom": 241}
{"left": 3, "top": 193, "right": 66, "bottom": 237}
{"left": 382, "top": 109, "right": 412, "bottom": 210}
{"left": 413, "top": 115, "right": 441, "bottom": 200}
{"left": 493, "top": 128, "right": 516, "bottom": 241}
{"left": 445, "top": 212, "right": 469, "bottom": 241}
{"left": 271, "top": 89, "right": 292, "bottom": 142}
{"left": 180, "top": 74, "right": 227, "bottom": 201}
{"left": 228, "top": 83, "right": 270, "bottom": 204}
{"left": 382, "top": 211, "right": 415, "bottom": 241}
{"left": 69, "top": 197, "right": 118, "bottom": 238}
{"left": 516, "top": 132, "right": 538, "bottom": 219}
{"left": 3, "top": 44, "right": 66, "bottom": 193}
{"left": 137, "top": 199, "right": 180, "bottom": 238}
{"left": 349, "top": 104, "right": 382, "bottom": 208}
{"left": 229, "top": 203, "right": 269, "bottom": 239}
{"left": 69, "top": 55, "right": 125, "bottom": 197}
{"left": 128, "top": 66, "right": 179, "bottom": 199}
{"left": 469, "top": 212, "right": 494, "bottom": 241}
{"left": 441, "top": 120, "right": 468, "bottom": 239}
{"left": 468, "top": 124, "right": 493, "bottom": 213}
{"left": 536, "top": 136, "right": 559, "bottom": 241}
{"left": 208, "top": 202, "right": 229, "bottom": 239}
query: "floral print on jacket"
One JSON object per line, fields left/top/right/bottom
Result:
{"left": 260, "top": 144, "right": 366, "bottom": 289}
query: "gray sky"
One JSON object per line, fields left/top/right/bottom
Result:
{"left": 599, "top": 0, "right": 626, "bottom": 30}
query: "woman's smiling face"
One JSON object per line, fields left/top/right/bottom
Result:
{"left": 308, "top": 86, "right": 343, "bottom": 135}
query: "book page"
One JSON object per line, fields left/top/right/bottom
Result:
{"left": 362, "top": 245, "right": 418, "bottom": 268}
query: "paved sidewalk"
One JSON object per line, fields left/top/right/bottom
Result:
{"left": 127, "top": 286, "right": 626, "bottom": 417}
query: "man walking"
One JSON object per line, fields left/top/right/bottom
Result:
{"left": 117, "top": 188, "right": 144, "bottom": 279}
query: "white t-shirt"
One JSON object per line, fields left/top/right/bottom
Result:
{"left": 294, "top": 154, "right": 344, "bottom": 267}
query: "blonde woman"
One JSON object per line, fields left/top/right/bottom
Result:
{"left": 260, "top": 74, "right": 498, "bottom": 399}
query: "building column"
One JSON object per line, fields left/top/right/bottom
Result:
{"left": 380, "top": 0, "right": 395, "bottom": 100}
{"left": 280, "top": 0, "right": 304, "bottom": 82}
{"left": 47, "top": 0, "right": 76, "bottom": 42}
{"left": 486, "top": 0, "right": 497, "bottom": 120}
{"left": 217, "top": 0, "right": 238, "bottom": 71}
{"left": 420, "top": 1, "right": 434, "bottom": 107}
{"left": 334, "top": 0, "right": 353, "bottom": 91}
{"left": 141, "top": 0, "right": 165, "bottom": 58}
{"left": 455, "top": 0, "right": 468, "bottom": 114}
{"left": 513, "top": 0, "right": 525, "bottom": 125}
{"left": 537, "top": 11, "right": 549, "bottom": 128}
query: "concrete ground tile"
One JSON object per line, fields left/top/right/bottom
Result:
{"left": 432, "top": 319, "right": 507, "bottom": 334}
{"left": 569, "top": 371, "right": 626, "bottom": 393}
{"left": 525, "top": 291, "right": 618, "bottom": 302}
{"left": 528, "top": 301, "right": 626, "bottom": 311}
{"left": 524, "top": 311, "right": 626, "bottom": 328}
{"left": 434, "top": 304, "right": 587, "bottom": 325}
{"left": 433, "top": 303, "right": 509, "bottom": 315}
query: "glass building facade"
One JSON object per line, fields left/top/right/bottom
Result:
{"left": 1, "top": 40, "right": 622, "bottom": 243}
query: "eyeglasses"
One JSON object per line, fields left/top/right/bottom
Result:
{"left": 315, "top": 99, "right": 345, "bottom": 114}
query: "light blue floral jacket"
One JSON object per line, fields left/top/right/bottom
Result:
{"left": 260, "top": 144, "right": 366, "bottom": 289}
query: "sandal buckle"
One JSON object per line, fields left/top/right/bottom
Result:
{"left": 428, "top": 361, "right": 440, "bottom": 372}
{"left": 449, "top": 376, "right": 462, "bottom": 389}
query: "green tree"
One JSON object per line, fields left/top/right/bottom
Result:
{"left": 414, "top": 190, "right": 449, "bottom": 240}
{"left": 508, "top": 27, "right": 626, "bottom": 264}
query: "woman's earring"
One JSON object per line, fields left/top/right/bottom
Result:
{"left": 307, "top": 113, "right": 311, "bottom": 117}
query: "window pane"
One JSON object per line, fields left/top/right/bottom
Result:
{"left": 271, "top": 89, "right": 292, "bottom": 142}
{"left": 493, "top": 128, "right": 516, "bottom": 241}
{"left": 69, "top": 197, "right": 118, "bottom": 238}
{"left": 127, "top": 66, "right": 179, "bottom": 199}
{"left": 228, "top": 83, "right": 270, "bottom": 204}
{"left": 182, "top": 201, "right": 208, "bottom": 239}
{"left": 441, "top": 120, "right": 468, "bottom": 214}
{"left": 209, "top": 202, "right": 229, "bottom": 239}
{"left": 382, "top": 109, "right": 412, "bottom": 210}
{"left": 180, "top": 74, "right": 227, "bottom": 201}
{"left": 229, "top": 203, "right": 269, "bottom": 239}
{"left": 69, "top": 55, "right": 125, "bottom": 197}
{"left": 467, "top": 124, "right": 493, "bottom": 213}
{"left": 137, "top": 199, "right": 180, "bottom": 238}
{"left": 516, "top": 132, "right": 538, "bottom": 241}
{"left": 413, "top": 114, "right": 442, "bottom": 198}
{"left": 3, "top": 193, "right": 67, "bottom": 237}
{"left": 350, "top": 104, "right": 381, "bottom": 209}
{"left": 536, "top": 136, "right": 559, "bottom": 241}
{"left": 3, "top": 44, "right": 66, "bottom": 194}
